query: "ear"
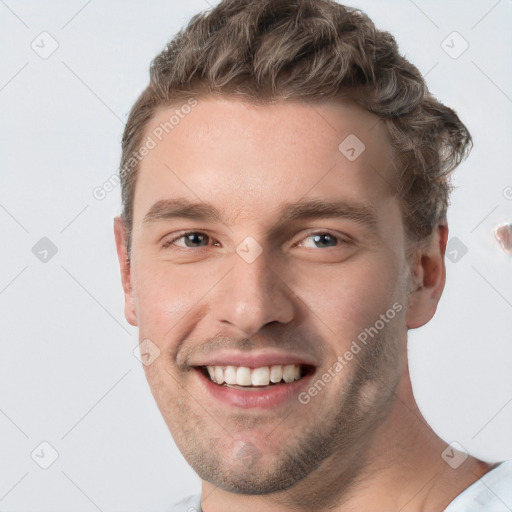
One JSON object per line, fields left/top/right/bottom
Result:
{"left": 114, "top": 217, "right": 138, "bottom": 327}
{"left": 405, "top": 224, "right": 448, "bottom": 330}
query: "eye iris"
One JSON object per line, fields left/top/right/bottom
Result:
{"left": 313, "top": 233, "right": 337, "bottom": 248}
{"left": 184, "top": 233, "right": 208, "bottom": 247}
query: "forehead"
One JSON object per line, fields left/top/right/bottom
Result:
{"left": 133, "top": 97, "right": 397, "bottom": 226}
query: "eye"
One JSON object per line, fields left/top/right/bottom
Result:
{"left": 296, "top": 232, "right": 349, "bottom": 249}
{"left": 162, "top": 230, "right": 350, "bottom": 251}
{"left": 163, "top": 231, "right": 218, "bottom": 249}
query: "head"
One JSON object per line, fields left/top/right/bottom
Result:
{"left": 114, "top": 0, "right": 471, "bottom": 502}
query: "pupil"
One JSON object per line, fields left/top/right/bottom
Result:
{"left": 313, "top": 234, "right": 336, "bottom": 248}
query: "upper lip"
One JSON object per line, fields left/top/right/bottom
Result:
{"left": 189, "top": 350, "right": 318, "bottom": 369}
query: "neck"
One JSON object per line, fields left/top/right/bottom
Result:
{"left": 201, "top": 366, "right": 493, "bottom": 512}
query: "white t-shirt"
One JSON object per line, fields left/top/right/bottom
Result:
{"left": 443, "top": 460, "right": 512, "bottom": 511}
{"left": 168, "top": 460, "right": 512, "bottom": 511}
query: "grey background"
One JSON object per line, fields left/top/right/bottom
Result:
{"left": 0, "top": 0, "right": 511, "bottom": 510}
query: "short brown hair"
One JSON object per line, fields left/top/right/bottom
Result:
{"left": 119, "top": 0, "right": 471, "bottom": 253}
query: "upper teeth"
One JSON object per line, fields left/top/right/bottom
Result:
{"left": 206, "top": 364, "right": 301, "bottom": 386}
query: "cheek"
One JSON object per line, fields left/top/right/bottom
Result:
{"left": 131, "top": 261, "right": 205, "bottom": 346}
{"left": 349, "top": 258, "right": 404, "bottom": 327}
{"left": 289, "top": 251, "right": 404, "bottom": 337}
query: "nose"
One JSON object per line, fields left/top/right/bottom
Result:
{"left": 210, "top": 250, "right": 295, "bottom": 337}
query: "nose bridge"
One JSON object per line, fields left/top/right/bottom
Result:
{"left": 211, "top": 248, "right": 294, "bottom": 336}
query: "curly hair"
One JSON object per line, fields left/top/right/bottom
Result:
{"left": 119, "top": 0, "right": 472, "bottom": 252}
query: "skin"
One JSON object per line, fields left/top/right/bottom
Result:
{"left": 114, "top": 97, "right": 492, "bottom": 511}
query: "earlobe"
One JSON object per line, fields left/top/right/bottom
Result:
{"left": 113, "top": 217, "right": 138, "bottom": 327}
{"left": 405, "top": 225, "right": 448, "bottom": 330}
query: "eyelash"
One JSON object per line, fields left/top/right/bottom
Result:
{"left": 162, "top": 230, "right": 351, "bottom": 250}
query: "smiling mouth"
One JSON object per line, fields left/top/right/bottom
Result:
{"left": 199, "top": 364, "right": 314, "bottom": 388}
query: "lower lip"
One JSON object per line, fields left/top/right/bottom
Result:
{"left": 195, "top": 369, "right": 314, "bottom": 409}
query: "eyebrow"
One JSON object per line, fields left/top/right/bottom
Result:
{"left": 143, "top": 198, "right": 223, "bottom": 224}
{"left": 142, "top": 197, "right": 378, "bottom": 232}
{"left": 276, "top": 198, "right": 377, "bottom": 231}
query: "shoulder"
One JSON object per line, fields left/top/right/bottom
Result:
{"left": 166, "top": 493, "right": 202, "bottom": 512}
{"left": 444, "top": 460, "right": 512, "bottom": 511}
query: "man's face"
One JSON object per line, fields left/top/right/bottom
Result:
{"left": 118, "top": 97, "right": 415, "bottom": 494}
